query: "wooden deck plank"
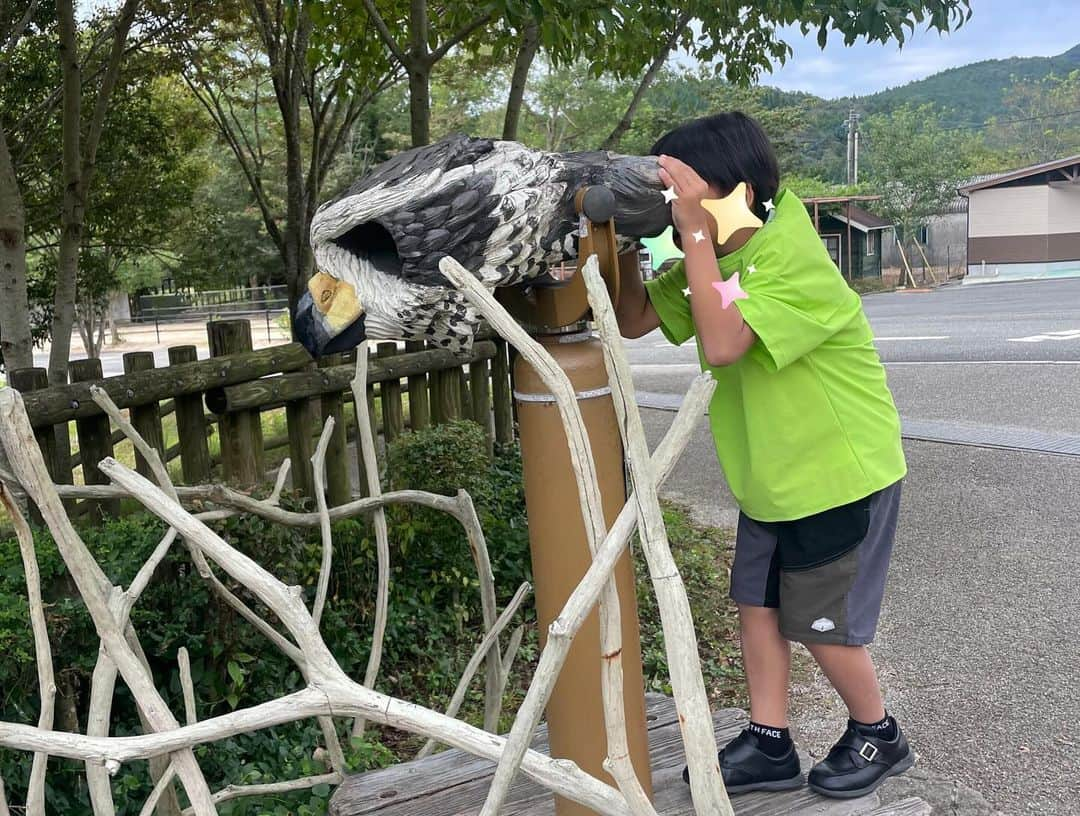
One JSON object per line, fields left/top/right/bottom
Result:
{"left": 331, "top": 696, "right": 920, "bottom": 816}
{"left": 331, "top": 694, "right": 687, "bottom": 815}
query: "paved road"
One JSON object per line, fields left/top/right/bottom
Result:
{"left": 641, "top": 409, "right": 1079, "bottom": 816}
{"left": 633, "top": 277, "right": 1080, "bottom": 814}
{"left": 626, "top": 277, "right": 1080, "bottom": 436}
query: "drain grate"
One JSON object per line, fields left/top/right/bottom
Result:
{"left": 636, "top": 391, "right": 1080, "bottom": 457}
{"left": 899, "top": 419, "right": 1080, "bottom": 456}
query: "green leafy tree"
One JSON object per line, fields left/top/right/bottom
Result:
{"left": 178, "top": 0, "right": 396, "bottom": 316}
{"left": 0, "top": 0, "right": 53, "bottom": 372}
{"left": 993, "top": 70, "right": 1080, "bottom": 166}
{"left": 863, "top": 103, "right": 973, "bottom": 278}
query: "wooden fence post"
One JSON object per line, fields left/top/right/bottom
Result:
{"left": 69, "top": 358, "right": 120, "bottom": 518}
{"left": 208, "top": 320, "right": 264, "bottom": 486}
{"left": 285, "top": 367, "right": 317, "bottom": 500}
{"left": 377, "top": 343, "right": 405, "bottom": 446}
{"left": 167, "top": 346, "right": 212, "bottom": 485}
{"left": 8, "top": 368, "right": 68, "bottom": 521}
{"left": 122, "top": 352, "right": 165, "bottom": 479}
{"left": 319, "top": 353, "right": 352, "bottom": 507}
{"left": 9, "top": 368, "right": 69, "bottom": 486}
{"left": 491, "top": 339, "right": 514, "bottom": 445}
{"left": 457, "top": 368, "right": 471, "bottom": 421}
{"left": 469, "top": 358, "right": 495, "bottom": 457}
{"left": 404, "top": 340, "right": 430, "bottom": 431}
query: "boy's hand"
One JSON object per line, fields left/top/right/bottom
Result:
{"left": 658, "top": 154, "right": 712, "bottom": 239}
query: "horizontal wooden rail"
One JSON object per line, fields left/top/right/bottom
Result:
{"left": 21, "top": 343, "right": 312, "bottom": 427}
{"left": 205, "top": 342, "right": 496, "bottom": 415}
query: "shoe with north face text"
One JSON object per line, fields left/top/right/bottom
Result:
{"left": 808, "top": 720, "right": 914, "bottom": 799}
{"left": 682, "top": 728, "right": 803, "bottom": 794}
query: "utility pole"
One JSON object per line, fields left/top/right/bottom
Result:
{"left": 846, "top": 108, "right": 861, "bottom": 185}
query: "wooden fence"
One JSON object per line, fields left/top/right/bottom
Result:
{"left": 7, "top": 319, "right": 514, "bottom": 518}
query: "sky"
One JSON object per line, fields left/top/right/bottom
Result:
{"left": 757, "top": 0, "right": 1079, "bottom": 98}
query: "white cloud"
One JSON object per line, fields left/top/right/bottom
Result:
{"left": 758, "top": 0, "right": 1079, "bottom": 98}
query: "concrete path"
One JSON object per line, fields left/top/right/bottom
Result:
{"left": 641, "top": 407, "right": 1078, "bottom": 815}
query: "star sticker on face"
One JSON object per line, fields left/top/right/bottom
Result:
{"left": 701, "top": 182, "right": 764, "bottom": 245}
{"left": 662, "top": 186, "right": 679, "bottom": 204}
{"left": 763, "top": 199, "right": 775, "bottom": 213}
{"left": 711, "top": 271, "right": 749, "bottom": 310}
{"left": 692, "top": 229, "right": 707, "bottom": 244}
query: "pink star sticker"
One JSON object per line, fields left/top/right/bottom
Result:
{"left": 711, "top": 271, "right": 749, "bottom": 309}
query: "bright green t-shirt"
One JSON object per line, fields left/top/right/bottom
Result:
{"left": 644, "top": 188, "right": 906, "bottom": 522}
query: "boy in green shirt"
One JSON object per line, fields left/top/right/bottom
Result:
{"left": 615, "top": 112, "right": 911, "bottom": 799}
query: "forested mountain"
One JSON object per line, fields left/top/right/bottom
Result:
{"left": 860, "top": 43, "right": 1080, "bottom": 127}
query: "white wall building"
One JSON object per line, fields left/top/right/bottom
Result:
{"left": 959, "top": 155, "right": 1080, "bottom": 284}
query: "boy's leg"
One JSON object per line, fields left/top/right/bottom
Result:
{"left": 774, "top": 481, "right": 912, "bottom": 799}
{"left": 738, "top": 604, "right": 792, "bottom": 726}
{"left": 803, "top": 643, "right": 885, "bottom": 725}
{"left": 679, "top": 514, "right": 803, "bottom": 792}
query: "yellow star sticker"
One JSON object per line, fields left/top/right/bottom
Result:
{"left": 701, "top": 182, "right": 764, "bottom": 245}
{"left": 641, "top": 226, "right": 684, "bottom": 268}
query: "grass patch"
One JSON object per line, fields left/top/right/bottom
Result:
{"left": 636, "top": 501, "right": 745, "bottom": 710}
{"left": 369, "top": 499, "right": 745, "bottom": 762}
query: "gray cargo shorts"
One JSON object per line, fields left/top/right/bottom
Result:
{"left": 730, "top": 481, "right": 902, "bottom": 646}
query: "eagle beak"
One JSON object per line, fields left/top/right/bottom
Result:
{"left": 293, "top": 272, "right": 367, "bottom": 357}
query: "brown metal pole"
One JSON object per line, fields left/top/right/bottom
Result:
{"left": 514, "top": 332, "right": 652, "bottom": 816}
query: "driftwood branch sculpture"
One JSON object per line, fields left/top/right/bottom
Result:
{"left": 0, "top": 251, "right": 724, "bottom": 815}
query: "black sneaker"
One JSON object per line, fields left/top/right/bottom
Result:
{"left": 807, "top": 720, "right": 915, "bottom": 799}
{"left": 682, "top": 728, "right": 803, "bottom": 794}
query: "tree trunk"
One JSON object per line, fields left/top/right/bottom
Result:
{"left": 409, "top": 67, "right": 432, "bottom": 147}
{"left": 408, "top": 0, "right": 430, "bottom": 147}
{"left": 49, "top": 0, "right": 84, "bottom": 386}
{"left": 0, "top": 125, "right": 34, "bottom": 372}
{"left": 599, "top": 12, "right": 690, "bottom": 152}
{"left": 502, "top": 23, "right": 539, "bottom": 142}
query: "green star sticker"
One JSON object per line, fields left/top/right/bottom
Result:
{"left": 641, "top": 226, "right": 684, "bottom": 268}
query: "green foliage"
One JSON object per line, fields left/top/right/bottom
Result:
{"left": 388, "top": 419, "right": 490, "bottom": 498}
{"left": 990, "top": 70, "right": 1080, "bottom": 167}
{"left": 0, "top": 435, "right": 532, "bottom": 814}
{"left": 861, "top": 43, "right": 1080, "bottom": 128}
{"left": 862, "top": 103, "right": 974, "bottom": 235}
{"left": 634, "top": 504, "right": 743, "bottom": 707}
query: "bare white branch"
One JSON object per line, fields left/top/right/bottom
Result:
{"left": 0, "top": 484, "right": 55, "bottom": 816}
{"left": 0, "top": 390, "right": 218, "bottom": 814}
{"left": 177, "top": 649, "right": 197, "bottom": 726}
{"left": 136, "top": 762, "right": 177, "bottom": 816}
{"left": 348, "top": 345, "right": 391, "bottom": 738}
{"left": 454, "top": 489, "right": 503, "bottom": 733}
{"left": 311, "top": 416, "right": 337, "bottom": 627}
{"left": 439, "top": 256, "right": 653, "bottom": 815}
{"left": 417, "top": 581, "right": 532, "bottom": 759}
{"left": 583, "top": 256, "right": 730, "bottom": 812}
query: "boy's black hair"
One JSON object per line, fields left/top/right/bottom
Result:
{"left": 650, "top": 112, "right": 780, "bottom": 222}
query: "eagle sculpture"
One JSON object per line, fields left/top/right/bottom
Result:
{"left": 294, "top": 134, "right": 671, "bottom": 356}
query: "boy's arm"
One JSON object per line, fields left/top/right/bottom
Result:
{"left": 658, "top": 156, "right": 757, "bottom": 367}
{"left": 614, "top": 253, "right": 661, "bottom": 338}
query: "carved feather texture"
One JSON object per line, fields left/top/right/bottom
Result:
{"left": 306, "top": 134, "right": 670, "bottom": 353}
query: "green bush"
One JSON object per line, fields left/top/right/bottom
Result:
{"left": 387, "top": 419, "right": 489, "bottom": 497}
{"left": 0, "top": 427, "right": 533, "bottom": 815}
